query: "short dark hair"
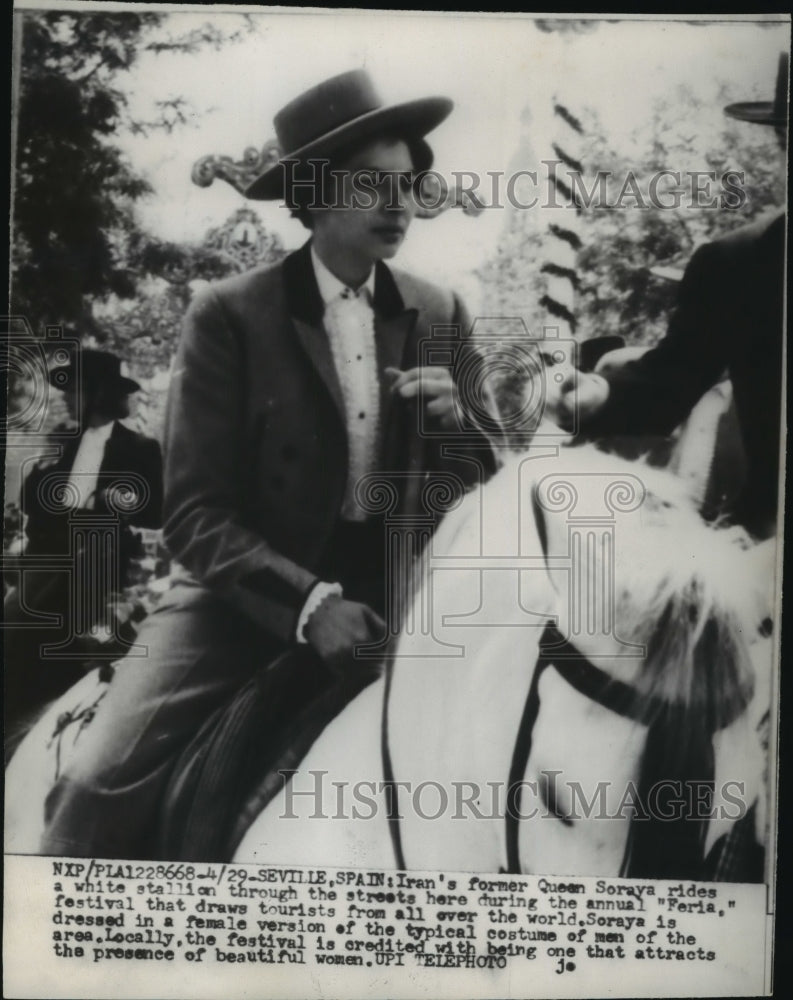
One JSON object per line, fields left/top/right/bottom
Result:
{"left": 286, "top": 133, "right": 433, "bottom": 230}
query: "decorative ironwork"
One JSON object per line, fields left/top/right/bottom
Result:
{"left": 203, "top": 207, "right": 282, "bottom": 272}
{"left": 191, "top": 139, "right": 282, "bottom": 196}
{"left": 414, "top": 174, "right": 486, "bottom": 219}
{"left": 191, "top": 138, "right": 483, "bottom": 220}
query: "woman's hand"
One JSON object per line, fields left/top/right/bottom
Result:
{"left": 305, "top": 595, "right": 385, "bottom": 679}
{"left": 386, "top": 366, "right": 458, "bottom": 428}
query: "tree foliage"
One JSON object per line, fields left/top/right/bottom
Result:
{"left": 11, "top": 10, "right": 254, "bottom": 335}
{"left": 94, "top": 226, "right": 286, "bottom": 378}
{"left": 574, "top": 82, "right": 784, "bottom": 346}
{"left": 477, "top": 80, "right": 785, "bottom": 350}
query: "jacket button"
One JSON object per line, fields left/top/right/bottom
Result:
{"left": 281, "top": 444, "right": 297, "bottom": 461}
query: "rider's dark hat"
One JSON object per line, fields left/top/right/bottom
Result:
{"left": 725, "top": 52, "right": 789, "bottom": 128}
{"left": 245, "top": 69, "right": 453, "bottom": 200}
{"left": 48, "top": 349, "right": 141, "bottom": 395}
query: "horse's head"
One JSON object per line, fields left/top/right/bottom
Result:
{"left": 503, "top": 446, "right": 765, "bottom": 746}
{"left": 384, "top": 443, "right": 770, "bottom": 876}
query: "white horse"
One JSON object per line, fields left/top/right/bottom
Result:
{"left": 6, "top": 444, "right": 775, "bottom": 877}
{"left": 230, "top": 444, "right": 774, "bottom": 877}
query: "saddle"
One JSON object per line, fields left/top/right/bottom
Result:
{"left": 157, "top": 647, "right": 375, "bottom": 862}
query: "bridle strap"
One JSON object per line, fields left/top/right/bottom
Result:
{"left": 380, "top": 657, "right": 406, "bottom": 870}
{"left": 505, "top": 625, "right": 556, "bottom": 873}
{"left": 505, "top": 624, "right": 718, "bottom": 878}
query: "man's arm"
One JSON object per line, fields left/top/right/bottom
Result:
{"left": 565, "top": 241, "right": 730, "bottom": 437}
{"left": 128, "top": 437, "right": 164, "bottom": 530}
{"left": 163, "top": 286, "right": 319, "bottom": 643}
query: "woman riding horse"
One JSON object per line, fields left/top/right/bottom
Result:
{"left": 229, "top": 432, "right": 772, "bottom": 878}
{"left": 7, "top": 406, "right": 774, "bottom": 878}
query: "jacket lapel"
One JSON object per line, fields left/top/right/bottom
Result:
{"left": 283, "top": 243, "right": 419, "bottom": 438}
{"left": 101, "top": 421, "right": 130, "bottom": 471}
{"left": 373, "top": 262, "right": 418, "bottom": 447}
{"left": 283, "top": 242, "right": 346, "bottom": 424}
{"left": 54, "top": 435, "right": 81, "bottom": 471}
{"left": 291, "top": 316, "right": 347, "bottom": 423}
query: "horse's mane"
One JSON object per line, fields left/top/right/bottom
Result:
{"left": 559, "top": 445, "right": 757, "bottom": 752}
{"left": 409, "top": 442, "right": 758, "bottom": 750}
{"left": 611, "top": 489, "right": 756, "bottom": 738}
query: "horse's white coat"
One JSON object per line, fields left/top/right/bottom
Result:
{"left": 237, "top": 449, "right": 771, "bottom": 873}
{"left": 234, "top": 680, "right": 396, "bottom": 869}
{"left": 518, "top": 668, "right": 647, "bottom": 875}
{"left": 385, "top": 455, "right": 555, "bottom": 871}
{"left": 7, "top": 446, "right": 773, "bottom": 877}
{"left": 5, "top": 671, "right": 110, "bottom": 854}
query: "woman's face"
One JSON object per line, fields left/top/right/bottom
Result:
{"left": 310, "top": 138, "right": 417, "bottom": 269}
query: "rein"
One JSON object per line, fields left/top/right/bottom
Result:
{"left": 380, "top": 655, "right": 407, "bottom": 870}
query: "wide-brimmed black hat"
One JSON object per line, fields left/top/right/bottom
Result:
{"left": 725, "top": 52, "right": 789, "bottom": 128}
{"left": 48, "top": 349, "right": 141, "bottom": 395}
{"left": 245, "top": 69, "right": 453, "bottom": 200}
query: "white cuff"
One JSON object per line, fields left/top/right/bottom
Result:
{"left": 295, "top": 581, "right": 343, "bottom": 644}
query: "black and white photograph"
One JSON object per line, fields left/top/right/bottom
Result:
{"left": 3, "top": 5, "right": 789, "bottom": 997}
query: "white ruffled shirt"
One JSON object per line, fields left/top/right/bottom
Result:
{"left": 67, "top": 421, "right": 114, "bottom": 509}
{"left": 296, "top": 247, "right": 382, "bottom": 642}
{"left": 310, "top": 244, "right": 380, "bottom": 522}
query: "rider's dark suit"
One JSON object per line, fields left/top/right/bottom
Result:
{"left": 586, "top": 211, "right": 785, "bottom": 538}
{"left": 39, "top": 241, "right": 494, "bottom": 859}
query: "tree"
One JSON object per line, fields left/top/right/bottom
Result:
{"left": 574, "top": 81, "right": 784, "bottom": 347}
{"left": 10, "top": 9, "right": 254, "bottom": 335}
{"left": 476, "top": 79, "right": 785, "bottom": 352}
{"left": 96, "top": 218, "right": 287, "bottom": 378}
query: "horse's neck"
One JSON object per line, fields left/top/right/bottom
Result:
{"left": 530, "top": 448, "right": 649, "bottom": 683}
{"left": 542, "top": 514, "right": 644, "bottom": 677}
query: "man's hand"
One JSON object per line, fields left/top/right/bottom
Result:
{"left": 305, "top": 595, "right": 386, "bottom": 679}
{"left": 386, "top": 366, "right": 458, "bottom": 429}
{"left": 555, "top": 370, "right": 611, "bottom": 430}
